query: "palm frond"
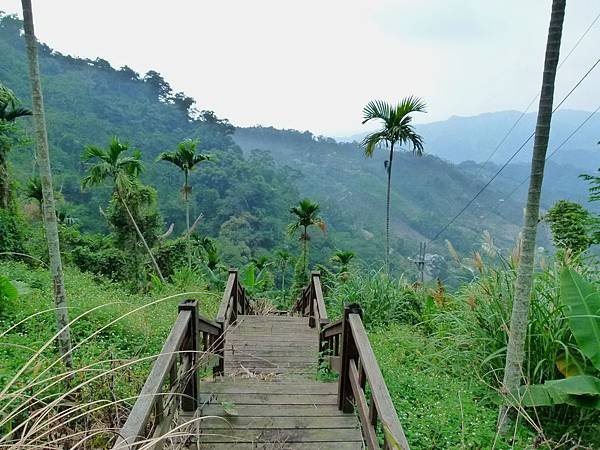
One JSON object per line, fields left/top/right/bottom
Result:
{"left": 157, "top": 151, "right": 183, "bottom": 168}
{"left": 81, "top": 145, "right": 107, "bottom": 162}
{"left": 361, "top": 130, "right": 388, "bottom": 157}
{"left": 4, "top": 107, "right": 32, "bottom": 122}
{"left": 81, "top": 162, "right": 111, "bottom": 188}
{"left": 362, "top": 100, "right": 392, "bottom": 124}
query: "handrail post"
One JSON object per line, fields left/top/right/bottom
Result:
{"left": 213, "top": 320, "right": 225, "bottom": 377}
{"left": 308, "top": 281, "right": 315, "bottom": 328}
{"left": 178, "top": 300, "right": 199, "bottom": 413}
{"left": 229, "top": 268, "right": 238, "bottom": 323}
{"left": 338, "top": 302, "right": 362, "bottom": 413}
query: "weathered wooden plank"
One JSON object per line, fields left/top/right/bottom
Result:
{"left": 225, "top": 349, "right": 316, "bottom": 356}
{"left": 199, "top": 404, "right": 345, "bottom": 417}
{"left": 223, "top": 369, "right": 315, "bottom": 377}
{"left": 113, "top": 310, "right": 191, "bottom": 449}
{"left": 197, "top": 442, "right": 363, "bottom": 449}
{"left": 195, "top": 415, "right": 358, "bottom": 429}
{"left": 349, "top": 359, "right": 378, "bottom": 450}
{"left": 322, "top": 319, "right": 343, "bottom": 338}
{"left": 198, "top": 316, "right": 221, "bottom": 335}
{"left": 199, "top": 382, "right": 337, "bottom": 395}
{"left": 328, "top": 355, "right": 341, "bottom": 373}
{"left": 312, "top": 272, "right": 328, "bottom": 322}
{"left": 195, "top": 428, "right": 363, "bottom": 443}
{"left": 204, "top": 393, "right": 337, "bottom": 405}
{"left": 349, "top": 313, "right": 409, "bottom": 450}
{"left": 236, "top": 315, "right": 308, "bottom": 322}
{"left": 226, "top": 356, "right": 316, "bottom": 363}
{"left": 216, "top": 272, "right": 236, "bottom": 323}
{"left": 226, "top": 336, "right": 317, "bottom": 343}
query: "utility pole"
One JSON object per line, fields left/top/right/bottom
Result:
{"left": 409, "top": 242, "right": 426, "bottom": 284}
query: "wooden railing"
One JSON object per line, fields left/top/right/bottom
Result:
{"left": 112, "top": 299, "right": 222, "bottom": 449}
{"left": 214, "top": 268, "right": 251, "bottom": 374}
{"left": 294, "top": 271, "right": 329, "bottom": 329}
{"left": 297, "top": 275, "right": 410, "bottom": 450}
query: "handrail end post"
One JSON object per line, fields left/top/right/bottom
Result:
{"left": 338, "top": 302, "right": 362, "bottom": 413}
{"left": 178, "top": 299, "right": 199, "bottom": 412}
{"left": 213, "top": 321, "right": 225, "bottom": 377}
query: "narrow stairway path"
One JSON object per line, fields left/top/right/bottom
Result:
{"left": 180, "top": 314, "right": 364, "bottom": 449}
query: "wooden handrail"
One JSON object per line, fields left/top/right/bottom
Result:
{"left": 294, "top": 275, "right": 409, "bottom": 450}
{"left": 214, "top": 268, "right": 251, "bottom": 375}
{"left": 112, "top": 299, "right": 221, "bottom": 450}
{"left": 293, "top": 271, "right": 329, "bottom": 329}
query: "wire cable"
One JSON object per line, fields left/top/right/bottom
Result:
{"left": 491, "top": 105, "right": 600, "bottom": 212}
{"left": 428, "top": 55, "right": 600, "bottom": 243}
{"left": 469, "top": 10, "right": 600, "bottom": 179}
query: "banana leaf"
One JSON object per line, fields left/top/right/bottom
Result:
{"left": 560, "top": 268, "right": 600, "bottom": 370}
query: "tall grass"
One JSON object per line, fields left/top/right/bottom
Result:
{"left": 0, "top": 261, "right": 220, "bottom": 448}
{"left": 326, "top": 268, "right": 422, "bottom": 328}
{"left": 432, "top": 253, "right": 600, "bottom": 446}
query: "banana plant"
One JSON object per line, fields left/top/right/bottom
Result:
{"left": 517, "top": 268, "right": 600, "bottom": 409}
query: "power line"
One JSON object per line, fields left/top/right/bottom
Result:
{"left": 469, "top": 10, "right": 600, "bottom": 180}
{"left": 429, "top": 55, "right": 600, "bottom": 243}
{"left": 491, "top": 105, "right": 600, "bottom": 210}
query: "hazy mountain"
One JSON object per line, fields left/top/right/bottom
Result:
{"left": 340, "top": 110, "right": 600, "bottom": 169}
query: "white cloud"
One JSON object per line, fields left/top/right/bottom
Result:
{"left": 2, "top": 0, "right": 599, "bottom": 136}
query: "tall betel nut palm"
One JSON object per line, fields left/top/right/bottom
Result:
{"left": 82, "top": 137, "right": 165, "bottom": 282}
{"left": 21, "top": 0, "right": 73, "bottom": 367}
{"left": 288, "top": 199, "right": 325, "bottom": 275}
{"left": 158, "top": 139, "right": 211, "bottom": 270}
{"left": 498, "top": 0, "right": 566, "bottom": 433}
{"left": 361, "top": 97, "right": 426, "bottom": 272}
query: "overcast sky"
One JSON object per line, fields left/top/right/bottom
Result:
{"left": 2, "top": 1, "right": 599, "bottom": 136}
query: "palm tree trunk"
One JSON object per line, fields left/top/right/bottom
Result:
{"left": 185, "top": 170, "right": 191, "bottom": 271}
{"left": 21, "top": 0, "right": 73, "bottom": 368}
{"left": 385, "top": 142, "right": 395, "bottom": 273}
{"left": 0, "top": 149, "right": 10, "bottom": 209}
{"left": 498, "top": 0, "right": 565, "bottom": 433}
{"left": 281, "top": 262, "right": 287, "bottom": 305}
{"left": 118, "top": 192, "right": 166, "bottom": 283}
{"left": 303, "top": 225, "right": 308, "bottom": 275}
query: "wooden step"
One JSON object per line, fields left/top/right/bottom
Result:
{"left": 194, "top": 428, "right": 363, "bottom": 443}
{"left": 202, "top": 393, "right": 338, "bottom": 405}
{"left": 200, "top": 381, "right": 337, "bottom": 395}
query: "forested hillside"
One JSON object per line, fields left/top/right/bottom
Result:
{"left": 2, "top": 3, "right": 600, "bottom": 449}
{"left": 0, "top": 13, "right": 301, "bottom": 266}
{"left": 0, "top": 12, "right": 532, "bottom": 278}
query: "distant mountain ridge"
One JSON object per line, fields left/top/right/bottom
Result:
{"left": 338, "top": 109, "right": 600, "bottom": 169}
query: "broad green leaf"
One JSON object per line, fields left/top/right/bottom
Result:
{"left": 560, "top": 268, "right": 600, "bottom": 370}
{"left": 555, "top": 352, "right": 585, "bottom": 378}
{"left": 0, "top": 276, "right": 18, "bottom": 300}
{"left": 518, "top": 376, "right": 600, "bottom": 410}
{"left": 545, "top": 375, "right": 600, "bottom": 396}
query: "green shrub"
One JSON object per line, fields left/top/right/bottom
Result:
{"left": 0, "top": 208, "right": 27, "bottom": 255}
{"left": 327, "top": 269, "right": 422, "bottom": 328}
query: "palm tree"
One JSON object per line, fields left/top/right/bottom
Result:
{"left": 288, "top": 199, "right": 325, "bottom": 275}
{"left": 332, "top": 250, "right": 355, "bottom": 280}
{"left": 25, "top": 175, "right": 43, "bottom": 209}
{"left": 82, "top": 137, "right": 165, "bottom": 282}
{"left": 0, "top": 83, "right": 32, "bottom": 209}
{"left": 361, "top": 97, "right": 426, "bottom": 272}
{"left": 275, "top": 249, "right": 292, "bottom": 303}
{"left": 158, "top": 139, "right": 211, "bottom": 270}
{"left": 21, "top": 0, "right": 72, "bottom": 367}
{"left": 251, "top": 255, "right": 272, "bottom": 272}
{"left": 498, "top": 0, "right": 566, "bottom": 433}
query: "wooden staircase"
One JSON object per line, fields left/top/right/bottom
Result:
{"left": 181, "top": 314, "right": 364, "bottom": 448}
{"left": 112, "top": 270, "right": 409, "bottom": 450}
